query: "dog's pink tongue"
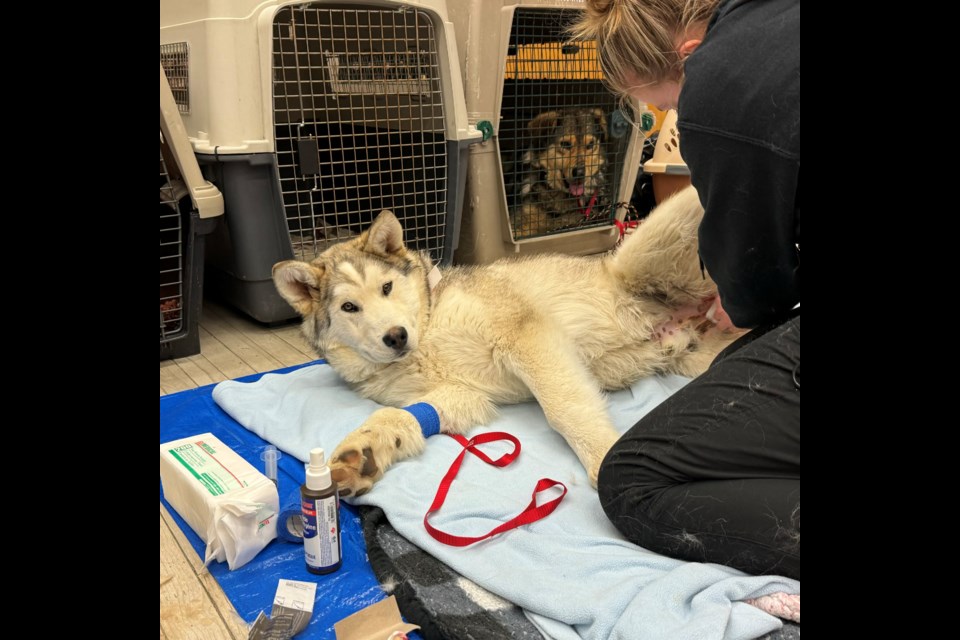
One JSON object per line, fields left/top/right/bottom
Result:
{"left": 568, "top": 182, "right": 585, "bottom": 197}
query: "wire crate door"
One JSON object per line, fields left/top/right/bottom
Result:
{"left": 273, "top": 4, "right": 450, "bottom": 263}
{"left": 500, "top": 7, "right": 635, "bottom": 241}
{"left": 160, "top": 140, "right": 185, "bottom": 342}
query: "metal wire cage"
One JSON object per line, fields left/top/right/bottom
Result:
{"left": 160, "top": 63, "right": 223, "bottom": 360}
{"left": 272, "top": 5, "right": 449, "bottom": 263}
{"left": 160, "top": 142, "right": 184, "bottom": 341}
{"left": 160, "top": 42, "right": 190, "bottom": 114}
{"left": 500, "top": 9, "right": 632, "bottom": 240}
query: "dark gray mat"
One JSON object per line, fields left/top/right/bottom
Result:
{"left": 361, "top": 506, "right": 543, "bottom": 639}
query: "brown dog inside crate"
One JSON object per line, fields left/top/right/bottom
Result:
{"left": 514, "top": 108, "right": 608, "bottom": 237}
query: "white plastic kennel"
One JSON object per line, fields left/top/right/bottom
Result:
{"left": 160, "top": 0, "right": 481, "bottom": 322}
{"left": 642, "top": 109, "right": 692, "bottom": 204}
{"left": 446, "top": 0, "right": 646, "bottom": 263}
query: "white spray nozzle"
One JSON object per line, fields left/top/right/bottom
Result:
{"left": 305, "top": 447, "right": 332, "bottom": 491}
{"left": 260, "top": 445, "right": 281, "bottom": 486}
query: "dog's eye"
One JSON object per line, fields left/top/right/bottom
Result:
{"left": 585, "top": 140, "right": 596, "bottom": 150}
{"left": 559, "top": 140, "right": 573, "bottom": 150}
{"left": 382, "top": 281, "right": 393, "bottom": 296}
{"left": 341, "top": 302, "right": 359, "bottom": 313}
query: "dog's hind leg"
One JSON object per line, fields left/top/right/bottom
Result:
{"left": 329, "top": 386, "right": 497, "bottom": 497}
{"left": 495, "top": 321, "right": 620, "bottom": 487}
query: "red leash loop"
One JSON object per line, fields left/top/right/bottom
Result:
{"left": 614, "top": 218, "right": 639, "bottom": 238}
{"left": 581, "top": 189, "right": 600, "bottom": 219}
{"left": 424, "top": 432, "right": 568, "bottom": 547}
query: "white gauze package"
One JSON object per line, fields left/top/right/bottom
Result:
{"left": 160, "top": 433, "right": 279, "bottom": 570}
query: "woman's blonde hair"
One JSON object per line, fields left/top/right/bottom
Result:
{"left": 569, "top": 0, "right": 720, "bottom": 97}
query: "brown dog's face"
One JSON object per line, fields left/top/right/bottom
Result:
{"left": 525, "top": 108, "right": 607, "bottom": 198}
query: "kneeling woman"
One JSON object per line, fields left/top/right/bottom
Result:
{"left": 572, "top": 0, "right": 800, "bottom": 580}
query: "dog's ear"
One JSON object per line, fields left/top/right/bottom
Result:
{"left": 591, "top": 108, "right": 608, "bottom": 143}
{"left": 363, "top": 210, "right": 405, "bottom": 257}
{"left": 273, "top": 260, "right": 327, "bottom": 316}
{"left": 527, "top": 110, "right": 560, "bottom": 154}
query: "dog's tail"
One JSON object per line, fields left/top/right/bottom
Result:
{"left": 607, "top": 186, "right": 716, "bottom": 305}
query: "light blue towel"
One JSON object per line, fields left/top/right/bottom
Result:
{"left": 213, "top": 364, "right": 798, "bottom": 640}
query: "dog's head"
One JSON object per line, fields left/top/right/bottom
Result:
{"left": 523, "top": 108, "right": 608, "bottom": 198}
{"left": 273, "top": 210, "right": 431, "bottom": 381}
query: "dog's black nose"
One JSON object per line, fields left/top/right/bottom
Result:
{"left": 383, "top": 326, "right": 408, "bottom": 351}
{"left": 571, "top": 165, "right": 585, "bottom": 179}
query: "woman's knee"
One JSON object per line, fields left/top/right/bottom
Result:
{"left": 598, "top": 418, "right": 677, "bottom": 494}
{"left": 597, "top": 434, "right": 670, "bottom": 536}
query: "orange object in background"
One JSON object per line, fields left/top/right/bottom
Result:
{"left": 504, "top": 41, "right": 604, "bottom": 79}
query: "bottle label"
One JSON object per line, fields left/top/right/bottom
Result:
{"left": 302, "top": 496, "right": 340, "bottom": 569}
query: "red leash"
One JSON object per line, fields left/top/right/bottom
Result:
{"left": 424, "top": 432, "right": 568, "bottom": 547}
{"left": 614, "top": 218, "right": 640, "bottom": 237}
{"left": 580, "top": 188, "right": 600, "bottom": 219}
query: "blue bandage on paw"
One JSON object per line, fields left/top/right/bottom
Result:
{"left": 402, "top": 403, "right": 441, "bottom": 438}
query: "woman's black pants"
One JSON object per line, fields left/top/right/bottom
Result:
{"left": 598, "top": 314, "right": 800, "bottom": 580}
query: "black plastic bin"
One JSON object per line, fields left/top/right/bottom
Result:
{"left": 199, "top": 153, "right": 296, "bottom": 324}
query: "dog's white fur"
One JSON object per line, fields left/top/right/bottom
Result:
{"left": 274, "top": 187, "right": 735, "bottom": 496}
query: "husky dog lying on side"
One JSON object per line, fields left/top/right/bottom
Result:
{"left": 273, "top": 187, "right": 737, "bottom": 496}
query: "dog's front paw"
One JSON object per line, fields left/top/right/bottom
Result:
{"left": 330, "top": 444, "right": 381, "bottom": 498}
{"left": 328, "top": 407, "right": 426, "bottom": 498}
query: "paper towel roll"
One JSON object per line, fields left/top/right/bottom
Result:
{"left": 160, "top": 433, "right": 280, "bottom": 570}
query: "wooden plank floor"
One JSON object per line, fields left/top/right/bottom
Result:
{"left": 160, "top": 301, "right": 315, "bottom": 639}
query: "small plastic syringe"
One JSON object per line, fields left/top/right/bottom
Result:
{"left": 260, "top": 445, "right": 281, "bottom": 487}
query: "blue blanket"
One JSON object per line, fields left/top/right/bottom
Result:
{"left": 213, "top": 364, "right": 799, "bottom": 640}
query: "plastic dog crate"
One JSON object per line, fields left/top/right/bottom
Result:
{"left": 160, "top": 64, "right": 224, "bottom": 360}
{"left": 445, "top": 0, "right": 646, "bottom": 263}
{"left": 642, "top": 109, "right": 692, "bottom": 204}
{"left": 160, "top": 0, "right": 481, "bottom": 323}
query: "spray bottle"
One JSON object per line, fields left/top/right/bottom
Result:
{"left": 300, "top": 447, "right": 342, "bottom": 574}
